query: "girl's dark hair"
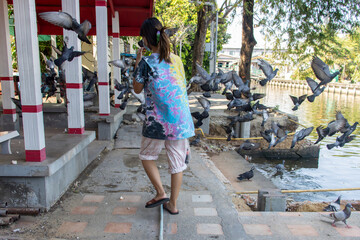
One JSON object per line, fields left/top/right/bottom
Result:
{"left": 140, "top": 18, "right": 171, "bottom": 63}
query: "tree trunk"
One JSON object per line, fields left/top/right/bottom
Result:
{"left": 192, "top": 6, "right": 209, "bottom": 77}
{"left": 239, "top": 0, "right": 256, "bottom": 80}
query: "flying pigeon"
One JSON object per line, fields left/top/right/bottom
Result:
{"left": 109, "top": 58, "right": 132, "bottom": 71}
{"left": 322, "top": 203, "right": 355, "bottom": 228}
{"left": 314, "top": 125, "right": 329, "bottom": 144}
{"left": 40, "top": 52, "right": 57, "bottom": 76}
{"left": 53, "top": 42, "right": 86, "bottom": 67}
{"left": 325, "top": 111, "right": 348, "bottom": 136}
{"left": 311, "top": 56, "right": 340, "bottom": 91}
{"left": 271, "top": 122, "right": 288, "bottom": 147}
{"left": 39, "top": 11, "right": 92, "bottom": 44}
{"left": 261, "top": 109, "right": 269, "bottom": 127}
{"left": 306, "top": 77, "right": 326, "bottom": 102}
{"left": 11, "top": 97, "right": 21, "bottom": 110}
{"left": 291, "top": 127, "right": 314, "bottom": 148}
{"left": 326, "top": 134, "right": 356, "bottom": 150}
{"left": 258, "top": 59, "right": 279, "bottom": 86}
{"left": 323, "top": 196, "right": 341, "bottom": 212}
{"left": 290, "top": 94, "right": 307, "bottom": 111}
{"left": 237, "top": 166, "right": 255, "bottom": 181}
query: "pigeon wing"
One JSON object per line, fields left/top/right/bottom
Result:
{"left": 305, "top": 77, "right": 318, "bottom": 93}
{"left": 289, "top": 95, "right": 298, "bottom": 105}
{"left": 39, "top": 11, "right": 74, "bottom": 30}
{"left": 109, "top": 59, "right": 126, "bottom": 69}
{"left": 258, "top": 59, "right": 273, "bottom": 77}
{"left": 252, "top": 93, "right": 266, "bottom": 101}
{"left": 195, "top": 63, "right": 211, "bottom": 81}
{"left": 335, "top": 111, "right": 346, "bottom": 121}
{"left": 68, "top": 51, "right": 85, "bottom": 61}
{"left": 51, "top": 45, "right": 63, "bottom": 56}
{"left": 311, "top": 56, "right": 331, "bottom": 81}
{"left": 298, "top": 94, "right": 308, "bottom": 104}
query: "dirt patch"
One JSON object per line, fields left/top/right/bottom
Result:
{"left": 287, "top": 200, "right": 360, "bottom": 212}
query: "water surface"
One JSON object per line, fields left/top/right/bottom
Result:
{"left": 253, "top": 84, "right": 360, "bottom": 202}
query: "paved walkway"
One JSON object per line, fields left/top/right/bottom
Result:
{"left": 1, "top": 124, "right": 360, "bottom": 240}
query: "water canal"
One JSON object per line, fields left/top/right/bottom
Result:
{"left": 253, "top": 83, "right": 360, "bottom": 202}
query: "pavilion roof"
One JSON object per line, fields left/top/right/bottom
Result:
{"left": 7, "top": 0, "right": 154, "bottom": 36}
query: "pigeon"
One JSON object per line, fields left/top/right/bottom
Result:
{"left": 203, "top": 92, "right": 211, "bottom": 98}
{"left": 237, "top": 166, "right": 255, "bottom": 181}
{"left": 53, "top": 42, "right": 86, "bottom": 67}
{"left": 261, "top": 109, "right": 269, "bottom": 127}
{"left": 315, "top": 125, "right": 329, "bottom": 144}
{"left": 272, "top": 122, "right": 288, "bottom": 147}
{"left": 291, "top": 127, "right": 314, "bottom": 148}
{"left": 196, "top": 96, "right": 211, "bottom": 112}
{"left": 275, "top": 160, "right": 285, "bottom": 172}
{"left": 83, "top": 92, "right": 96, "bottom": 101}
{"left": 327, "top": 134, "right": 356, "bottom": 150}
{"left": 86, "top": 71, "right": 98, "bottom": 91}
{"left": 40, "top": 52, "right": 57, "bottom": 76}
{"left": 225, "top": 91, "right": 234, "bottom": 100}
{"left": 11, "top": 97, "right": 21, "bottom": 110}
{"left": 222, "top": 81, "right": 233, "bottom": 95}
{"left": 195, "top": 63, "right": 213, "bottom": 83}
{"left": 227, "top": 98, "right": 249, "bottom": 110}
{"left": 190, "top": 134, "right": 201, "bottom": 146}
{"left": 290, "top": 94, "right": 307, "bottom": 111}
{"left": 268, "top": 131, "right": 277, "bottom": 149}
{"left": 258, "top": 59, "right": 279, "bottom": 86}
{"left": 187, "top": 74, "right": 207, "bottom": 88}
{"left": 322, "top": 203, "right": 355, "bottom": 228}
{"left": 306, "top": 77, "right": 326, "bottom": 102}
{"left": 311, "top": 56, "right": 340, "bottom": 91}
{"left": 39, "top": 11, "right": 92, "bottom": 44}
{"left": 325, "top": 111, "right": 348, "bottom": 136}
{"left": 249, "top": 93, "right": 266, "bottom": 102}
{"left": 114, "top": 79, "right": 130, "bottom": 100}
{"left": 323, "top": 196, "right": 341, "bottom": 212}
{"left": 237, "top": 140, "right": 260, "bottom": 151}
{"left": 109, "top": 58, "right": 132, "bottom": 71}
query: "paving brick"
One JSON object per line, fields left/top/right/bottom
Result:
{"left": 58, "top": 221, "right": 87, "bottom": 233}
{"left": 335, "top": 225, "right": 360, "bottom": 237}
{"left": 82, "top": 194, "right": 105, "bottom": 203}
{"left": 287, "top": 224, "right": 318, "bottom": 236}
{"left": 194, "top": 207, "right": 218, "bottom": 216}
{"left": 238, "top": 212, "right": 262, "bottom": 216}
{"left": 104, "top": 222, "right": 132, "bottom": 234}
{"left": 70, "top": 206, "right": 98, "bottom": 215}
{"left": 112, "top": 207, "right": 137, "bottom": 215}
{"left": 197, "top": 224, "right": 223, "bottom": 235}
{"left": 242, "top": 224, "right": 272, "bottom": 235}
{"left": 119, "top": 195, "right": 141, "bottom": 203}
{"left": 192, "top": 194, "right": 213, "bottom": 203}
{"left": 166, "top": 223, "right": 177, "bottom": 234}
{"left": 278, "top": 212, "right": 302, "bottom": 217}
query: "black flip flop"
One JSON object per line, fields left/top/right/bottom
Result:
{"left": 163, "top": 203, "right": 179, "bottom": 215}
{"left": 145, "top": 198, "right": 170, "bottom": 208}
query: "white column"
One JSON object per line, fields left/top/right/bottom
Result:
{"left": 62, "top": 0, "right": 85, "bottom": 134}
{"left": 13, "top": 0, "right": 46, "bottom": 161}
{"left": 112, "top": 11, "right": 121, "bottom": 108}
{"left": 0, "top": 0, "right": 16, "bottom": 121}
{"left": 96, "top": 0, "right": 110, "bottom": 115}
{"left": 50, "top": 35, "right": 57, "bottom": 59}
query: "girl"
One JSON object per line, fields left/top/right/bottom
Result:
{"left": 133, "top": 18, "right": 195, "bottom": 215}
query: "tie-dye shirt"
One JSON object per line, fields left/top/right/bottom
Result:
{"left": 133, "top": 53, "right": 195, "bottom": 140}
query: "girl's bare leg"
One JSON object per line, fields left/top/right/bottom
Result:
{"left": 142, "top": 160, "right": 167, "bottom": 202}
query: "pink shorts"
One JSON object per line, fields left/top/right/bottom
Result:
{"left": 139, "top": 136, "right": 190, "bottom": 174}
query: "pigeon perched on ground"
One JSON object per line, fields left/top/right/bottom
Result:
{"left": 53, "top": 42, "right": 86, "bottom": 67}
{"left": 315, "top": 125, "right": 329, "bottom": 144}
{"left": 258, "top": 59, "right": 279, "bottom": 86}
{"left": 291, "top": 127, "right": 314, "bottom": 148}
{"left": 322, "top": 203, "right": 355, "bottom": 228}
{"left": 311, "top": 56, "right": 340, "bottom": 91}
{"left": 275, "top": 160, "right": 285, "bottom": 172}
{"left": 237, "top": 140, "right": 260, "bottom": 151}
{"left": 237, "top": 166, "right": 255, "bottom": 181}
{"left": 290, "top": 94, "right": 307, "bottom": 111}
{"left": 323, "top": 196, "right": 341, "bottom": 212}
{"left": 190, "top": 134, "right": 201, "bottom": 146}
{"left": 306, "top": 77, "right": 326, "bottom": 102}
{"left": 39, "top": 11, "right": 92, "bottom": 44}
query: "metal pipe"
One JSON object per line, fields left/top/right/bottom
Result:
{"left": 159, "top": 204, "right": 164, "bottom": 240}
{"left": 236, "top": 187, "right": 360, "bottom": 195}
{"left": 2, "top": 208, "right": 40, "bottom": 216}
{"left": 0, "top": 217, "right": 14, "bottom": 226}
{"left": 0, "top": 209, "right": 7, "bottom": 217}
